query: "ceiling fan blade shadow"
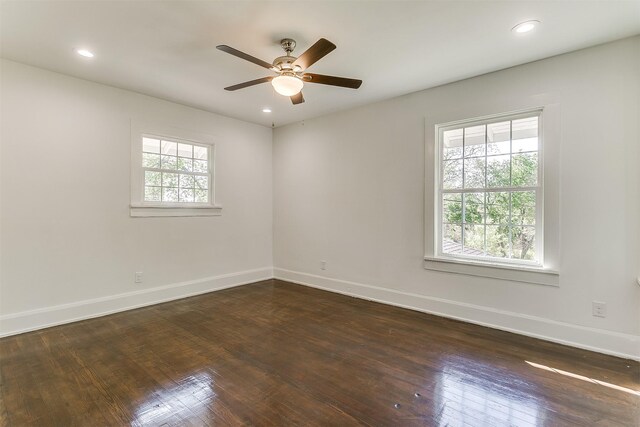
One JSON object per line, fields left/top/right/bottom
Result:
{"left": 292, "top": 38, "right": 336, "bottom": 70}
{"left": 302, "top": 73, "right": 362, "bottom": 89}
{"left": 216, "top": 45, "right": 275, "bottom": 70}
{"left": 290, "top": 92, "right": 305, "bottom": 105}
{"left": 224, "top": 77, "right": 273, "bottom": 91}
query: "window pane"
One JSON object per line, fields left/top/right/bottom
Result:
{"left": 513, "top": 117, "right": 538, "bottom": 153}
{"left": 177, "top": 157, "right": 193, "bottom": 172}
{"left": 511, "top": 191, "right": 536, "bottom": 226}
{"left": 143, "top": 137, "right": 160, "bottom": 154}
{"left": 487, "top": 155, "right": 510, "bottom": 187}
{"left": 179, "top": 188, "right": 195, "bottom": 202}
{"left": 161, "top": 155, "right": 177, "bottom": 170}
{"left": 177, "top": 143, "right": 193, "bottom": 158}
{"left": 512, "top": 152, "right": 537, "bottom": 186}
{"left": 486, "top": 225, "right": 509, "bottom": 258}
{"left": 162, "top": 187, "right": 178, "bottom": 202}
{"left": 142, "top": 153, "right": 160, "bottom": 169}
{"left": 144, "top": 171, "right": 161, "bottom": 187}
{"left": 144, "top": 186, "right": 161, "bottom": 202}
{"left": 463, "top": 157, "right": 485, "bottom": 188}
{"left": 442, "top": 193, "right": 462, "bottom": 224}
{"left": 443, "top": 159, "right": 463, "bottom": 189}
{"left": 463, "top": 224, "right": 485, "bottom": 255}
{"left": 487, "top": 121, "right": 510, "bottom": 155}
{"left": 161, "top": 140, "right": 177, "bottom": 155}
{"left": 193, "top": 159, "right": 208, "bottom": 173}
{"left": 513, "top": 137, "right": 538, "bottom": 153}
{"left": 464, "top": 125, "right": 485, "bottom": 157}
{"left": 179, "top": 174, "right": 195, "bottom": 188}
{"left": 162, "top": 172, "right": 179, "bottom": 187}
{"left": 195, "top": 189, "right": 208, "bottom": 203}
{"left": 195, "top": 175, "right": 208, "bottom": 190}
{"left": 463, "top": 192, "right": 484, "bottom": 224}
{"left": 442, "top": 224, "right": 462, "bottom": 254}
{"left": 512, "top": 116, "right": 537, "bottom": 142}
{"left": 486, "top": 192, "right": 510, "bottom": 225}
{"left": 511, "top": 226, "right": 536, "bottom": 260}
{"left": 193, "top": 145, "right": 208, "bottom": 160}
{"left": 443, "top": 129, "right": 463, "bottom": 160}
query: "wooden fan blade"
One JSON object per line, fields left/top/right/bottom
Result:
{"left": 216, "top": 45, "right": 274, "bottom": 70}
{"left": 290, "top": 91, "right": 305, "bottom": 105}
{"left": 292, "top": 38, "right": 336, "bottom": 70}
{"left": 302, "top": 73, "right": 362, "bottom": 89}
{"left": 224, "top": 77, "right": 273, "bottom": 91}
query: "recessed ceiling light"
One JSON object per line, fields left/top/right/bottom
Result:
{"left": 76, "top": 49, "right": 94, "bottom": 58}
{"left": 262, "top": 108, "right": 272, "bottom": 113}
{"left": 512, "top": 20, "right": 540, "bottom": 34}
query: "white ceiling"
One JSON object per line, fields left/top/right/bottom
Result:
{"left": 2, "top": 1, "right": 639, "bottom": 127}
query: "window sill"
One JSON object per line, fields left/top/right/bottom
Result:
{"left": 423, "top": 256, "right": 559, "bottom": 286}
{"left": 130, "top": 205, "right": 222, "bottom": 217}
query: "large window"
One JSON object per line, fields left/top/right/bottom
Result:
{"left": 436, "top": 110, "right": 542, "bottom": 266}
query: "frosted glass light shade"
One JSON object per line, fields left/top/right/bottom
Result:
{"left": 271, "top": 75, "right": 303, "bottom": 96}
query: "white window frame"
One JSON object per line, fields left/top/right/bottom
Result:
{"left": 424, "top": 105, "right": 560, "bottom": 286}
{"left": 130, "top": 120, "right": 222, "bottom": 217}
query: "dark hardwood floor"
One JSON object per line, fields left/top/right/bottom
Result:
{"left": 1, "top": 279, "right": 638, "bottom": 426}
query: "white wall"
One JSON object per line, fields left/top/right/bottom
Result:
{"left": 0, "top": 60, "right": 273, "bottom": 334}
{"left": 273, "top": 37, "right": 640, "bottom": 359}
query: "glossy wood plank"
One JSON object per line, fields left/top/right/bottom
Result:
{"left": 1, "top": 279, "right": 638, "bottom": 426}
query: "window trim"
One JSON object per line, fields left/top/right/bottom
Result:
{"left": 424, "top": 104, "right": 560, "bottom": 287}
{"left": 130, "top": 120, "right": 222, "bottom": 217}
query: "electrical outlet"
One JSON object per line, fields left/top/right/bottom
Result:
{"left": 135, "top": 272, "right": 143, "bottom": 284}
{"left": 320, "top": 260, "right": 327, "bottom": 271}
{"left": 592, "top": 301, "right": 606, "bottom": 318}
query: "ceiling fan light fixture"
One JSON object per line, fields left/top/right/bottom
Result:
{"left": 271, "top": 75, "right": 303, "bottom": 96}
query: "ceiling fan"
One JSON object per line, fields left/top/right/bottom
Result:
{"left": 216, "top": 38, "right": 362, "bottom": 105}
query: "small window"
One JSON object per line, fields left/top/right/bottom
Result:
{"left": 140, "top": 135, "right": 211, "bottom": 205}
{"left": 436, "top": 110, "right": 542, "bottom": 267}
{"left": 130, "top": 123, "right": 220, "bottom": 217}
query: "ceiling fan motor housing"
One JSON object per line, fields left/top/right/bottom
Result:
{"left": 273, "top": 56, "right": 301, "bottom": 73}
{"left": 273, "top": 39, "right": 301, "bottom": 73}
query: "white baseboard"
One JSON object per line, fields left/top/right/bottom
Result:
{"left": 274, "top": 268, "right": 640, "bottom": 361}
{"left": 0, "top": 267, "right": 273, "bottom": 338}
{"left": 3, "top": 266, "right": 638, "bottom": 362}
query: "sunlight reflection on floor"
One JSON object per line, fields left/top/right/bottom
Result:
{"left": 436, "top": 361, "right": 541, "bottom": 426}
{"left": 133, "top": 371, "right": 216, "bottom": 425}
{"left": 525, "top": 361, "right": 640, "bottom": 397}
